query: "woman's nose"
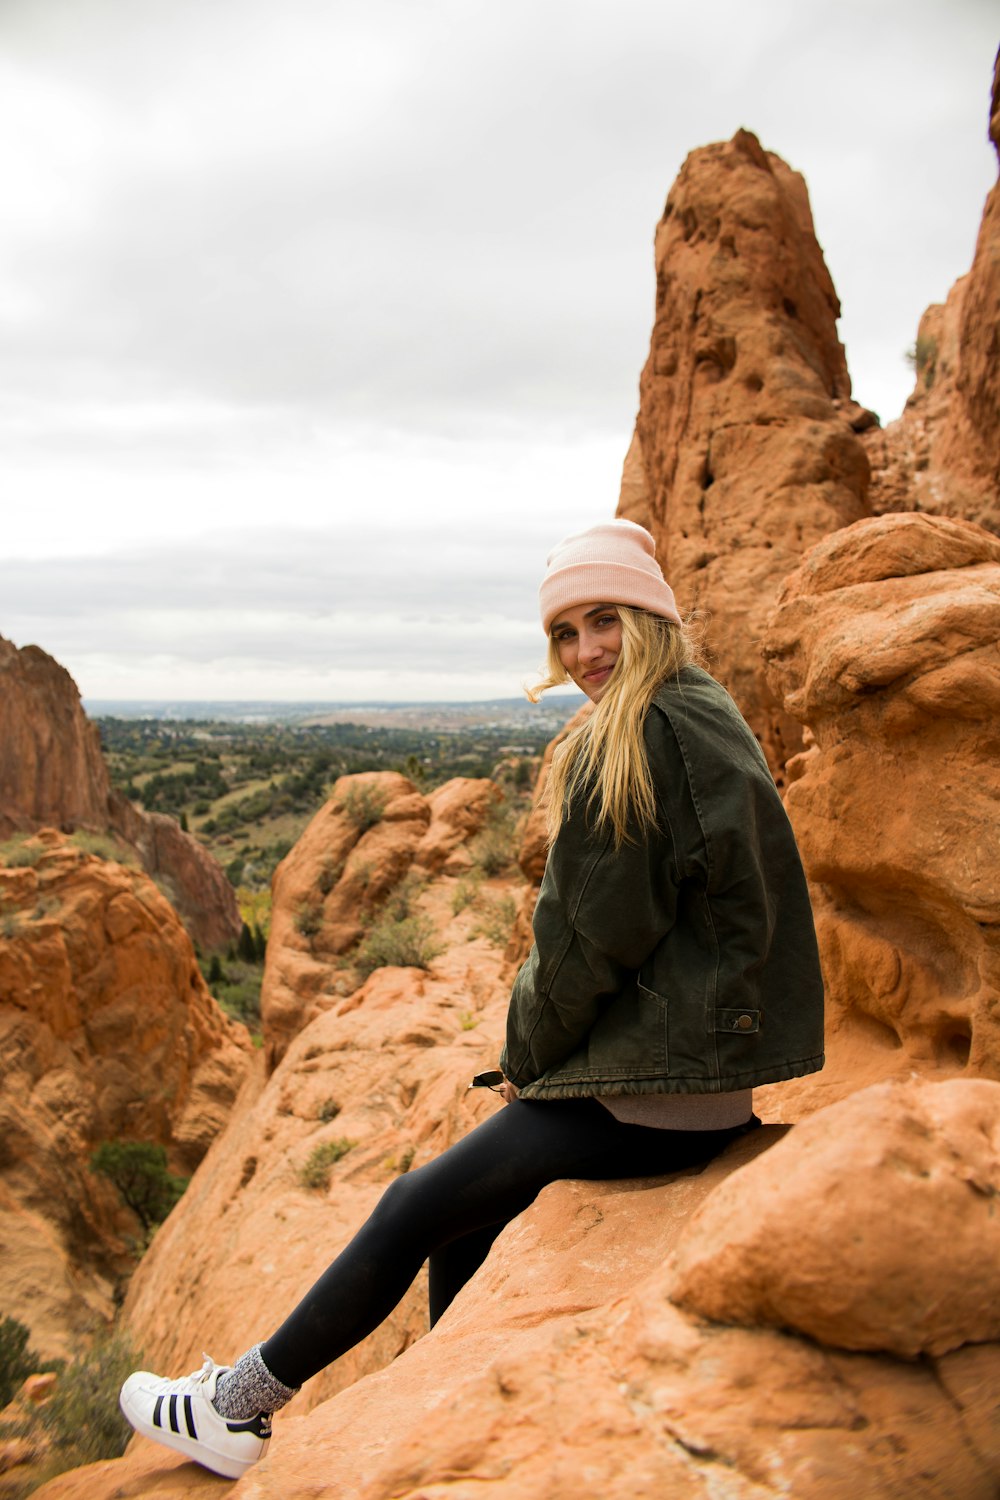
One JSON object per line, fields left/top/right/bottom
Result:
{"left": 578, "top": 629, "right": 602, "bottom": 660}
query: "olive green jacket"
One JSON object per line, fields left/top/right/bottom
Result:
{"left": 500, "top": 667, "right": 825, "bottom": 1099}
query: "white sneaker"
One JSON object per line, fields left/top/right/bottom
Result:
{"left": 119, "top": 1355, "right": 271, "bottom": 1479}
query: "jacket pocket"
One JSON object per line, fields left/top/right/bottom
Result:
{"left": 633, "top": 982, "right": 669, "bottom": 1074}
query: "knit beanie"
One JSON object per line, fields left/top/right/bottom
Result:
{"left": 539, "top": 519, "right": 683, "bottom": 634}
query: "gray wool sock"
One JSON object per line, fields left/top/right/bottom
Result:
{"left": 212, "top": 1344, "right": 299, "bottom": 1420}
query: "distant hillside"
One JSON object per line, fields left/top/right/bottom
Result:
{"left": 85, "top": 696, "right": 585, "bottom": 732}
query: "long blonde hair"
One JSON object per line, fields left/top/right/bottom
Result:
{"left": 528, "top": 606, "right": 697, "bottom": 848}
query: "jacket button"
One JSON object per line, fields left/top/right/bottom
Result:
{"left": 736, "top": 1014, "right": 754, "bottom": 1030}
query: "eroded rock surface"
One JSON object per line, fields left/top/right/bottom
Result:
{"left": 261, "top": 772, "right": 500, "bottom": 1066}
{"left": 670, "top": 1077, "right": 1000, "bottom": 1357}
{"left": 617, "top": 129, "right": 872, "bottom": 771}
{"left": 119, "top": 866, "right": 520, "bottom": 1413}
{"left": 0, "top": 640, "right": 110, "bottom": 834}
{"left": 864, "top": 50, "right": 1000, "bottom": 535}
{"left": 0, "top": 635, "right": 239, "bottom": 950}
{"left": 763, "top": 512, "right": 1000, "bottom": 1099}
{"left": 0, "top": 832, "right": 250, "bottom": 1355}
{"left": 31, "top": 1102, "right": 1000, "bottom": 1499}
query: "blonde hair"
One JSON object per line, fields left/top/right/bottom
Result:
{"left": 527, "top": 606, "right": 698, "bottom": 848}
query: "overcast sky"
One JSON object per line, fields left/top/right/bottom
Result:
{"left": 1, "top": 0, "right": 996, "bottom": 704}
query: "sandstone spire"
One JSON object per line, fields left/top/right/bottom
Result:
{"left": 618, "top": 128, "right": 873, "bottom": 772}
{"left": 864, "top": 46, "right": 1000, "bottom": 535}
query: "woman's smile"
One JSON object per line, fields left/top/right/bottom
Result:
{"left": 551, "top": 602, "right": 622, "bottom": 702}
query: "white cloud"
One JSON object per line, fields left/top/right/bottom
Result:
{"left": 0, "top": 0, "right": 996, "bottom": 697}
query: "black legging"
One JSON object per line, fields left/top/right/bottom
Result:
{"left": 261, "top": 1097, "right": 756, "bottom": 1388}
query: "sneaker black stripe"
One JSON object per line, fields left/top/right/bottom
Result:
{"left": 169, "top": 1393, "right": 180, "bottom": 1433}
{"left": 183, "top": 1394, "right": 197, "bottom": 1439}
{"left": 227, "top": 1412, "right": 271, "bottom": 1437}
{"left": 152, "top": 1395, "right": 164, "bottom": 1429}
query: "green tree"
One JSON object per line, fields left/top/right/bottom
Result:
{"left": 237, "top": 921, "right": 257, "bottom": 963}
{"left": 90, "top": 1142, "right": 189, "bottom": 1234}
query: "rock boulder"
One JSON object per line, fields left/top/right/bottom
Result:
{"left": 762, "top": 512, "right": 1000, "bottom": 1095}
{"left": 0, "top": 832, "right": 251, "bottom": 1355}
{"left": 670, "top": 1077, "right": 1000, "bottom": 1357}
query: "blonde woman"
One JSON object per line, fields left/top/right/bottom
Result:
{"left": 120, "top": 520, "right": 824, "bottom": 1480}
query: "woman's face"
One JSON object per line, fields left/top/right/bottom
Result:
{"left": 550, "top": 602, "right": 622, "bottom": 702}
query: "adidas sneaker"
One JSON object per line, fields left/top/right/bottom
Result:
{"left": 119, "top": 1355, "right": 271, "bottom": 1480}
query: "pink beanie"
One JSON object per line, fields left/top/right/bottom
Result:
{"left": 539, "top": 519, "right": 683, "bottom": 634}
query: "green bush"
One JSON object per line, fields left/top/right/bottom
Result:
{"left": 471, "top": 894, "right": 518, "bottom": 948}
{"left": 906, "top": 333, "right": 938, "bottom": 387}
{"left": 70, "top": 830, "right": 137, "bottom": 865}
{"left": 215, "top": 970, "right": 262, "bottom": 1030}
{"left": 339, "top": 783, "right": 387, "bottom": 833}
{"left": 0, "top": 837, "right": 45, "bottom": 869}
{"left": 90, "top": 1142, "right": 189, "bottom": 1235}
{"left": 299, "top": 1138, "right": 356, "bottom": 1191}
{"left": 294, "top": 901, "right": 323, "bottom": 940}
{"left": 451, "top": 872, "right": 483, "bottom": 914}
{"left": 317, "top": 859, "right": 344, "bottom": 895}
{"left": 470, "top": 798, "right": 517, "bottom": 877}
{"left": 318, "top": 1098, "right": 341, "bottom": 1123}
{"left": 33, "top": 1330, "right": 139, "bottom": 1478}
{"left": 0, "top": 1315, "right": 55, "bottom": 1408}
{"left": 385, "top": 1145, "right": 415, "bottom": 1174}
{"left": 354, "top": 913, "right": 441, "bottom": 979}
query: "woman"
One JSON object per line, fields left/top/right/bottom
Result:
{"left": 120, "top": 519, "right": 824, "bottom": 1480}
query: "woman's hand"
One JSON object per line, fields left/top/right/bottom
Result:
{"left": 498, "top": 1080, "right": 519, "bottom": 1104}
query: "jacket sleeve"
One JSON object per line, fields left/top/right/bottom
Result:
{"left": 500, "top": 770, "right": 680, "bottom": 1089}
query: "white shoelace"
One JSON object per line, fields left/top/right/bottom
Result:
{"left": 173, "top": 1354, "right": 223, "bottom": 1391}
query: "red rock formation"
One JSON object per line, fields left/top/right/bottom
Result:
{"left": 762, "top": 512, "right": 1000, "bottom": 1105}
{"left": 0, "top": 831, "right": 251, "bottom": 1356}
{"left": 618, "top": 129, "right": 873, "bottom": 771}
{"left": 0, "top": 635, "right": 239, "bottom": 950}
{"left": 670, "top": 1077, "right": 1000, "bottom": 1357}
{"left": 116, "top": 860, "right": 520, "bottom": 1412}
{"left": 114, "top": 799, "right": 241, "bottom": 951}
{"left": 30, "top": 1090, "right": 1000, "bottom": 1498}
{"left": 0, "top": 639, "right": 109, "bottom": 833}
{"left": 261, "top": 772, "right": 502, "bottom": 1066}
{"left": 865, "top": 49, "right": 1000, "bottom": 535}
{"left": 414, "top": 777, "right": 502, "bottom": 876}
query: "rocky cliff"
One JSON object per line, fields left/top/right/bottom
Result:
{"left": 0, "top": 641, "right": 110, "bottom": 834}
{"left": 864, "top": 49, "right": 1000, "bottom": 536}
{"left": 617, "top": 128, "right": 874, "bottom": 773}
{"left": 0, "top": 635, "right": 240, "bottom": 950}
{"left": 762, "top": 512, "right": 1000, "bottom": 1113}
{"left": 0, "top": 831, "right": 251, "bottom": 1357}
